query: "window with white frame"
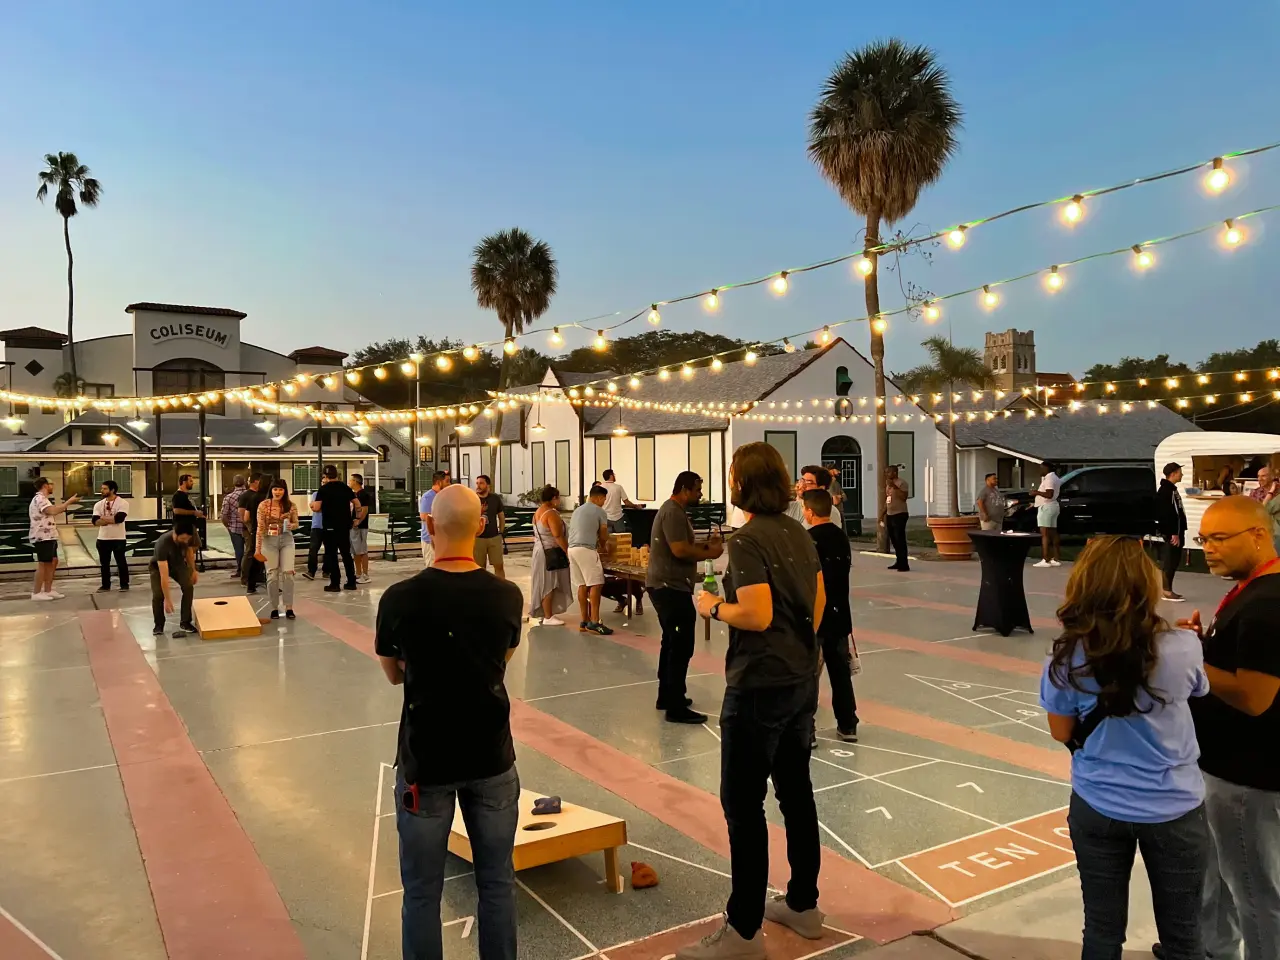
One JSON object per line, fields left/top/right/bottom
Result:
{"left": 531, "top": 441, "right": 546, "bottom": 491}
{"left": 636, "top": 436, "right": 655, "bottom": 501}
{"left": 91, "top": 465, "right": 132, "bottom": 495}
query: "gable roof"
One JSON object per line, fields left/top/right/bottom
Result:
{"left": 0, "top": 326, "right": 68, "bottom": 345}
{"left": 953, "top": 401, "right": 1197, "bottom": 461}
{"left": 125, "top": 302, "right": 248, "bottom": 319}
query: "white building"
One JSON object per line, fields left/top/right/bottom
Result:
{"left": 450, "top": 339, "right": 950, "bottom": 530}
{"left": 0, "top": 303, "right": 423, "bottom": 518}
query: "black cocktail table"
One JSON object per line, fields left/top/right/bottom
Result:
{"left": 967, "top": 530, "right": 1038, "bottom": 637}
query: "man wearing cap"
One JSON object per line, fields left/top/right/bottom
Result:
{"left": 1156, "top": 462, "right": 1188, "bottom": 601}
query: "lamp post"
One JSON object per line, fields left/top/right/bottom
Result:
{"left": 408, "top": 354, "right": 422, "bottom": 508}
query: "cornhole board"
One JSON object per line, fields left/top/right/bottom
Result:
{"left": 448, "top": 789, "right": 628, "bottom": 893}
{"left": 193, "top": 596, "right": 264, "bottom": 640}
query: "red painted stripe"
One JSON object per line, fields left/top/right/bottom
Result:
{"left": 0, "top": 911, "right": 57, "bottom": 960}
{"left": 857, "top": 629, "right": 1043, "bottom": 677}
{"left": 293, "top": 600, "right": 954, "bottom": 942}
{"left": 78, "top": 610, "right": 306, "bottom": 960}
{"left": 854, "top": 592, "right": 1059, "bottom": 630}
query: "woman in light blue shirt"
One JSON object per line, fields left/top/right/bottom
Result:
{"left": 1040, "top": 535, "right": 1209, "bottom": 960}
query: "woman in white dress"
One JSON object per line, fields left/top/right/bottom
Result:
{"left": 529, "top": 485, "right": 572, "bottom": 625}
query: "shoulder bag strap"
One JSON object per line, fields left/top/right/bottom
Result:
{"left": 1066, "top": 701, "right": 1113, "bottom": 754}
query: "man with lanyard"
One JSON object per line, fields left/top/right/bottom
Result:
{"left": 1160, "top": 497, "right": 1280, "bottom": 960}
{"left": 473, "top": 474, "right": 506, "bottom": 579}
{"left": 419, "top": 470, "right": 448, "bottom": 567}
{"left": 93, "top": 479, "right": 130, "bottom": 592}
{"left": 311, "top": 465, "right": 357, "bottom": 592}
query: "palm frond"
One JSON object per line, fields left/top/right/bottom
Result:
{"left": 470, "top": 227, "right": 559, "bottom": 335}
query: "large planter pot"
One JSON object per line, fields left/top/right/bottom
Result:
{"left": 927, "top": 515, "right": 981, "bottom": 560}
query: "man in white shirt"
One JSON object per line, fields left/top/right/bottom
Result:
{"left": 28, "top": 477, "right": 79, "bottom": 601}
{"left": 1033, "top": 462, "right": 1062, "bottom": 568}
{"left": 600, "top": 469, "right": 640, "bottom": 534}
{"left": 93, "top": 479, "right": 130, "bottom": 592}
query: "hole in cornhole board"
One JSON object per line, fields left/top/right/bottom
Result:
{"left": 193, "top": 595, "right": 263, "bottom": 641}
{"left": 214, "top": 601, "right": 228, "bottom": 606}
{"left": 522, "top": 822, "right": 556, "bottom": 832}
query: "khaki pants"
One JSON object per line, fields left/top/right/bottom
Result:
{"left": 421, "top": 542, "right": 434, "bottom": 567}
{"left": 473, "top": 536, "right": 504, "bottom": 572}
{"left": 980, "top": 520, "right": 1002, "bottom": 531}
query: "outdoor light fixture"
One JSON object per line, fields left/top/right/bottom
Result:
{"left": 549, "top": 327, "right": 563, "bottom": 346}
{"left": 923, "top": 302, "right": 941, "bottom": 322}
{"left": 1062, "top": 194, "right": 1086, "bottom": 224}
{"left": 503, "top": 338, "right": 517, "bottom": 355}
{"left": 435, "top": 355, "right": 452, "bottom": 371}
{"left": 373, "top": 366, "right": 388, "bottom": 380}
{"left": 648, "top": 305, "right": 662, "bottom": 325}
{"left": 704, "top": 289, "right": 719, "bottom": 310}
{"left": 1045, "top": 265, "right": 1063, "bottom": 291}
{"left": 1222, "top": 219, "right": 1243, "bottom": 246}
{"left": 871, "top": 316, "right": 888, "bottom": 335}
{"left": 710, "top": 358, "right": 723, "bottom": 371}
{"left": 745, "top": 350, "right": 758, "bottom": 364}
{"left": 772, "top": 273, "right": 789, "bottom": 295}
{"left": 855, "top": 254, "right": 874, "bottom": 277}
{"left": 629, "top": 376, "right": 641, "bottom": 388}
{"left": 1206, "top": 157, "right": 1231, "bottom": 193}
{"left": 947, "top": 226, "right": 967, "bottom": 248}
{"left": 127, "top": 418, "right": 148, "bottom": 431}
{"left": 982, "top": 285, "right": 1000, "bottom": 309}
{"left": 594, "top": 330, "right": 607, "bottom": 351}
{"left": 1132, "top": 245, "right": 1154, "bottom": 270}
{"left": 400, "top": 361, "right": 416, "bottom": 376}
{"left": 783, "top": 339, "right": 796, "bottom": 353}
{"left": 256, "top": 419, "right": 275, "bottom": 431}
{"left": 462, "top": 345, "right": 479, "bottom": 361}
{"left": 3, "top": 415, "right": 23, "bottom": 431}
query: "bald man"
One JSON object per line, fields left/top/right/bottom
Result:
{"left": 375, "top": 482, "right": 524, "bottom": 960}
{"left": 1177, "top": 497, "right": 1280, "bottom": 960}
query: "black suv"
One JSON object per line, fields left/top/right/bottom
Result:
{"left": 1006, "top": 465, "right": 1157, "bottom": 537}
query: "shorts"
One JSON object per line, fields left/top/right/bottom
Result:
{"left": 421, "top": 542, "right": 434, "bottom": 567}
{"left": 606, "top": 517, "right": 627, "bottom": 534}
{"left": 568, "top": 546, "right": 605, "bottom": 589}
{"left": 33, "top": 539, "right": 58, "bottom": 563}
{"left": 980, "top": 520, "right": 1002, "bottom": 532}
{"left": 473, "top": 535, "right": 504, "bottom": 570}
{"left": 350, "top": 528, "right": 369, "bottom": 556}
{"left": 1037, "top": 501, "right": 1061, "bottom": 529}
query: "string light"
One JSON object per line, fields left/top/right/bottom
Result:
{"left": 745, "top": 350, "right": 758, "bottom": 364}
{"left": 783, "top": 339, "right": 796, "bottom": 354}
{"left": 503, "top": 338, "right": 518, "bottom": 355}
{"left": 1167, "top": 378, "right": 1181, "bottom": 389}
{"left": 1132, "top": 245, "right": 1154, "bottom": 270}
{"left": 549, "top": 327, "right": 564, "bottom": 347}
{"left": 606, "top": 381, "right": 618, "bottom": 393}
{"left": 400, "top": 361, "right": 415, "bottom": 376}
{"left": 711, "top": 357, "right": 724, "bottom": 372}
{"left": 681, "top": 364, "right": 695, "bottom": 379}
{"left": 1222, "top": 219, "right": 1243, "bottom": 246}
{"left": 870, "top": 316, "right": 888, "bottom": 335}
{"left": 923, "top": 302, "right": 941, "bottom": 322}
{"left": 982, "top": 285, "right": 1000, "bottom": 309}
{"left": 1197, "top": 374, "right": 1211, "bottom": 385}
{"left": 1063, "top": 194, "right": 1086, "bottom": 225}
{"left": 629, "top": 376, "right": 641, "bottom": 388}
{"left": 593, "top": 330, "right": 607, "bottom": 351}
{"left": 704, "top": 289, "right": 719, "bottom": 311}
{"left": 947, "top": 226, "right": 967, "bottom": 248}
{"left": 435, "top": 355, "right": 452, "bottom": 371}
{"left": 819, "top": 326, "right": 832, "bottom": 344}
{"left": 648, "top": 305, "right": 662, "bottom": 325}
{"left": 374, "top": 367, "right": 388, "bottom": 380}
{"left": 1045, "top": 265, "right": 1063, "bottom": 292}
{"left": 658, "top": 368, "right": 671, "bottom": 381}
{"left": 772, "top": 273, "right": 789, "bottom": 295}
{"left": 855, "top": 254, "right": 874, "bottom": 277}
{"left": 1206, "top": 157, "right": 1231, "bottom": 193}
{"left": 463, "top": 345, "right": 479, "bottom": 362}
{"left": 345, "top": 370, "right": 361, "bottom": 385}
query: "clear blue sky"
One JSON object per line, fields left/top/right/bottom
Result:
{"left": 2, "top": 1, "right": 1277, "bottom": 377}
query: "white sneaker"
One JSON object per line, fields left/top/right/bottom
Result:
{"left": 1049, "top": 560, "right": 1061, "bottom": 567}
{"left": 31, "top": 592, "right": 53, "bottom": 602}
{"left": 541, "top": 616, "right": 565, "bottom": 626}
{"left": 1033, "top": 560, "right": 1052, "bottom": 568}
{"left": 358, "top": 575, "right": 371, "bottom": 584}
{"left": 47, "top": 590, "right": 66, "bottom": 599}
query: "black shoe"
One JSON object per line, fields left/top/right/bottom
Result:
{"left": 323, "top": 584, "right": 341, "bottom": 593}
{"left": 810, "top": 732, "right": 818, "bottom": 750}
{"left": 270, "top": 610, "right": 280, "bottom": 620}
{"left": 1151, "top": 945, "right": 1165, "bottom": 960}
{"left": 180, "top": 622, "right": 196, "bottom": 632}
{"left": 655, "top": 697, "right": 695, "bottom": 710}
{"left": 285, "top": 609, "right": 296, "bottom": 620}
{"left": 665, "top": 707, "right": 708, "bottom": 725}
{"left": 153, "top": 627, "right": 165, "bottom": 636}
{"left": 171, "top": 629, "right": 189, "bottom": 638}
{"left": 120, "top": 586, "right": 129, "bottom": 592}
{"left": 302, "top": 571, "right": 316, "bottom": 581}
{"left": 97, "top": 586, "right": 111, "bottom": 593}
{"left": 837, "top": 726, "right": 859, "bottom": 742}
{"left": 246, "top": 588, "right": 258, "bottom": 595}
{"left": 343, "top": 582, "right": 358, "bottom": 590}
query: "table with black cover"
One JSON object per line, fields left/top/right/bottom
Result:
{"left": 967, "top": 530, "right": 1039, "bottom": 637}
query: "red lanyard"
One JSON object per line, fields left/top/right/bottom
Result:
{"left": 434, "top": 557, "right": 476, "bottom": 564}
{"left": 1216, "top": 557, "right": 1280, "bottom": 620}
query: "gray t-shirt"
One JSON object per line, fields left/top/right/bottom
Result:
{"left": 568, "top": 502, "right": 607, "bottom": 548}
{"left": 976, "top": 485, "right": 1008, "bottom": 523}
{"left": 646, "top": 498, "right": 697, "bottom": 592}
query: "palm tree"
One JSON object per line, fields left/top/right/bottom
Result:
{"left": 37, "top": 152, "right": 103, "bottom": 384}
{"left": 809, "top": 40, "right": 961, "bottom": 546}
{"left": 897, "top": 336, "right": 991, "bottom": 517}
{"left": 471, "top": 228, "right": 558, "bottom": 492}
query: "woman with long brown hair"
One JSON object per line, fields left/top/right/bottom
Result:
{"left": 1039, "top": 536, "right": 1208, "bottom": 959}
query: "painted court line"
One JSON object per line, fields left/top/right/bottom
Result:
{"left": 813, "top": 736, "right": 1069, "bottom": 788}
{"left": 625, "top": 842, "right": 738, "bottom": 884}
{"left": 516, "top": 878, "right": 605, "bottom": 957}
{"left": 371, "top": 872, "right": 474, "bottom": 900}
{"left": 0, "top": 762, "right": 118, "bottom": 786}
{"left": 360, "top": 761, "right": 387, "bottom": 960}
{"left": 857, "top": 628, "right": 1042, "bottom": 676}
{"left": 524, "top": 674, "right": 713, "bottom": 703}
{"left": 0, "top": 904, "right": 65, "bottom": 960}
{"left": 201, "top": 719, "right": 398, "bottom": 755}
{"left": 871, "top": 805, "right": 1071, "bottom": 868}
{"left": 855, "top": 592, "right": 1058, "bottom": 630}
{"left": 77, "top": 610, "right": 306, "bottom": 960}
{"left": 653, "top": 748, "right": 720, "bottom": 767}
{"left": 819, "top": 820, "right": 873, "bottom": 869}
{"left": 909, "top": 677, "right": 1049, "bottom": 736}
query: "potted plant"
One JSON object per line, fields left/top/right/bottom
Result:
{"left": 898, "top": 336, "right": 992, "bottom": 559}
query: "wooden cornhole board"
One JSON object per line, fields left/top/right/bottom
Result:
{"left": 193, "top": 596, "right": 263, "bottom": 640}
{"left": 448, "top": 789, "right": 628, "bottom": 893}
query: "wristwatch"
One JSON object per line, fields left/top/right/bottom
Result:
{"left": 710, "top": 601, "right": 724, "bottom": 621}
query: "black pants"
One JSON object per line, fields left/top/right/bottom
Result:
{"left": 720, "top": 679, "right": 820, "bottom": 939}
{"left": 1068, "top": 792, "right": 1207, "bottom": 960}
{"left": 322, "top": 527, "right": 356, "bottom": 586}
{"left": 886, "top": 512, "right": 909, "bottom": 569}
{"left": 241, "top": 530, "right": 264, "bottom": 590}
{"left": 306, "top": 529, "right": 324, "bottom": 575}
{"left": 1161, "top": 540, "right": 1182, "bottom": 592}
{"left": 649, "top": 587, "right": 697, "bottom": 709}
{"left": 819, "top": 632, "right": 858, "bottom": 732}
{"left": 97, "top": 540, "right": 129, "bottom": 589}
{"left": 151, "top": 570, "right": 193, "bottom": 632}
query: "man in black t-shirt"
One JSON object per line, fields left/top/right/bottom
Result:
{"left": 238, "top": 475, "right": 266, "bottom": 592}
{"left": 685, "top": 442, "right": 824, "bottom": 960}
{"left": 310, "top": 465, "right": 357, "bottom": 591}
{"left": 349, "top": 474, "right": 375, "bottom": 584}
{"left": 473, "top": 474, "right": 506, "bottom": 579}
{"left": 1182, "top": 497, "right": 1280, "bottom": 960}
{"left": 803, "top": 489, "right": 858, "bottom": 743}
{"left": 376, "top": 483, "right": 523, "bottom": 960}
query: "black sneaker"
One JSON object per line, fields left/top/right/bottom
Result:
{"left": 180, "top": 622, "right": 196, "bottom": 632}
{"left": 285, "top": 609, "right": 296, "bottom": 620}
{"left": 153, "top": 627, "right": 165, "bottom": 636}
{"left": 837, "top": 726, "right": 859, "bottom": 743}
{"left": 323, "top": 585, "right": 341, "bottom": 593}
{"left": 665, "top": 707, "right": 708, "bottom": 725}
{"left": 246, "top": 588, "right": 258, "bottom": 595}
{"left": 302, "top": 571, "right": 316, "bottom": 581}
{"left": 97, "top": 586, "right": 111, "bottom": 593}
{"left": 1152, "top": 945, "right": 1165, "bottom": 960}
{"left": 343, "top": 582, "right": 358, "bottom": 590}
{"left": 270, "top": 610, "right": 280, "bottom": 620}
{"left": 585, "top": 621, "right": 614, "bottom": 635}
{"left": 171, "top": 629, "right": 189, "bottom": 638}
{"left": 655, "top": 697, "right": 694, "bottom": 710}
{"left": 120, "top": 586, "right": 129, "bottom": 592}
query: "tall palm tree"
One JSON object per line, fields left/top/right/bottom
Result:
{"left": 809, "top": 40, "right": 961, "bottom": 545}
{"left": 471, "top": 228, "right": 558, "bottom": 492}
{"left": 37, "top": 152, "right": 103, "bottom": 384}
{"left": 897, "top": 336, "right": 991, "bottom": 517}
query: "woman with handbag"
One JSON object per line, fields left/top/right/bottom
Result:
{"left": 528, "top": 485, "right": 572, "bottom": 625}
{"left": 1039, "top": 535, "right": 1209, "bottom": 959}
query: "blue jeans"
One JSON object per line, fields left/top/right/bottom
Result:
{"left": 719, "top": 679, "right": 820, "bottom": 939}
{"left": 1068, "top": 792, "right": 1207, "bottom": 959}
{"left": 396, "top": 765, "right": 519, "bottom": 960}
{"left": 229, "top": 531, "right": 245, "bottom": 568}
{"left": 1201, "top": 772, "right": 1280, "bottom": 960}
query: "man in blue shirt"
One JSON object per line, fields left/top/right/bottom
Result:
{"left": 419, "top": 471, "right": 448, "bottom": 566}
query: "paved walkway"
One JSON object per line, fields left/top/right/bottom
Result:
{"left": 0, "top": 549, "right": 1218, "bottom": 959}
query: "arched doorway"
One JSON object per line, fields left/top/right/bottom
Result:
{"left": 822, "top": 435, "right": 862, "bottom": 534}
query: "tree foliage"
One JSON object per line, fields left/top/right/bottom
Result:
{"left": 556, "top": 330, "right": 780, "bottom": 374}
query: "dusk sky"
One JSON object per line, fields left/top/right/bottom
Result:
{"left": 2, "top": 1, "right": 1278, "bottom": 378}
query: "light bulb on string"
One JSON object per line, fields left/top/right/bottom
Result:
{"left": 923, "top": 301, "right": 940, "bottom": 323}
{"left": 606, "top": 381, "right": 618, "bottom": 393}
{"left": 345, "top": 370, "right": 361, "bottom": 385}
{"left": 549, "top": 327, "right": 563, "bottom": 347}
{"left": 1132, "top": 245, "right": 1154, "bottom": 270}
{"left": 783, "top": 339, "right": 796, "bottom": 354}
{"left": 373, "top": 366, "right": 388, "bottom": 380}
{"left": 711, "top": 357, "right": 723, "bottom": 372}
{"left": 658, "top": 368, "right": 671, "bottom": 381}
{"left": 435, "top": 354, "right": 452, "bottom": 371}
{"left": 947, "top": 226, "right": 967, "bottom": 248}
{"left": 681, "top": 364, "right": 694, "bottom": 379}
{"left": 745, "top": 350, "right": 758, "bottom": 365}
{"left": 462, "top": 345, "right": 479, "bottom": 362}
{"left": 503, "top": 338, "right": 517, "bottom": 355}
{"left": 855, "top": 254, "right": 874, "bottom": 277}
{"left": 1206, "top": 157, "right": 1231, "bottom": 193}
{"left": 704, "top": 289, "right": 719, "bottom": 311}
{"left": 871, "top": 316, "right": 888, "bottom": 335}
{"left": 772, "top": 273, "right": 789, "bottom": 295}
{"left": 819, "top": 326, "right": 832, "bottom": 345}
{"left": 648, "top": 304, "right": 661, "bottom": 325}
{"left": 1222, "top": 219, "right": 1244, "bottom": 247}
{"left": 1197, "top": 374, "right": 1211, "bottom": 385}
{"left": 629, "top": 376, "right": 641, "bottom": 389}
{"left": 1062, "top": 194, "right": 1085, "bottom": 225}
{"left": 981, "top": 285, "right": 1000, "bottom": 309}
{"left": 593, "top": 330, "right": 607, "bottom": 351}
{"left": 400, "top": 361, "right": 416, "bottom": 376}
{"left": 1044, "top": 265, "right": 1063, "bottom": 292}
